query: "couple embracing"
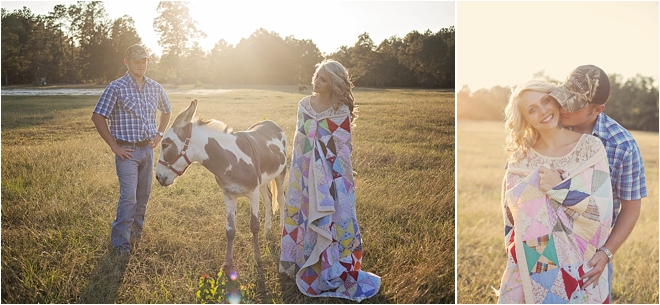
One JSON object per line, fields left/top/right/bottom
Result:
{"left": 497, "top": 65, "right": 647, "bottom": 304}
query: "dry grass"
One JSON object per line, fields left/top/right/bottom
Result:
{"left": 1, "top": 86, "right": 454, "bottom": 303}
{"left": 456, "top": 119, "right": 659, "bottom": 304}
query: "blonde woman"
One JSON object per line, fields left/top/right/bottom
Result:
{"left": 497, "top": 80, "right": 613, "bottom": 303}
{"left": 279, "top": 60, "right": 381, "bottom": 301}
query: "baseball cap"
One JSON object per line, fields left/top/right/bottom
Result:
{"left": 125, "top": 44, "right": 149, "bottom": 61}
{"left": 549, "top": 65, "right": 609, "bottom": 112}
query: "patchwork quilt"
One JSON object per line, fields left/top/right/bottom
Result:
{"left": 498, "top": 135, "right": 613, "bottom": 304}
{"left": 279, "top": 97, "right": 381, "bottom": 301}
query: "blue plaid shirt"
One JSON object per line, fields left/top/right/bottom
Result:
{"left": 592, "top": 113, "right": 647, "bottom": 225}
{"left": 93, "top": 72, "right": 171, "bottom": 143}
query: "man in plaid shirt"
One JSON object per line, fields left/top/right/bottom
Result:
{"left": 91, "top": 44, "right": 172, "bottom": 255}
{"left": 549, "top": 65, "right": 647, "bottom": 291}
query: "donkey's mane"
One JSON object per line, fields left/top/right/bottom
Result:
{"left": 197, "top": 118, "right": 233, "bottom": 133}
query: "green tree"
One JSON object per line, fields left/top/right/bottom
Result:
{"left": 208, "top": 39, "right": 232, "bottom": 85}
{"left": 285, "top": 36, "right": 323, "bottom": 86}
{"left": 68, "top": 1, "right": 112, "bottom": 83}
{"left": 1, "top": 7, "right": 54, "bottom": 85}
{"left": 400, "top": 30, "right": 449, "bottom": 88}
{"left": 153, "top": 1, "right": 206, "bottom": 83}
{"left": 350, "top": 32, "right": 377, "bottom": 87}
{"left": 437, "top": 26, "right": 455, "bottom": 87}
{"left": 607, "top": 74, "right": 659, "bottom": 131}
{"left": 326, "top": 45, "right": 353, "bottom": 70}
{"left": 372, "top": 36, "right": 415, "bottom": 88}
{"left": 181, "top": 41, "right": 208, "bottom": 85}
{"left": 1, "top": 7, "right": 28, "bottom": 85}
{"left": 44, "top": 4, "right": 71, "bottom": 83}
{"left": 109, "top": 15, "right": 142, "bottom": 80}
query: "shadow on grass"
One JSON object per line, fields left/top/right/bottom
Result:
{"left": 77, "top": 250, "right": 129, "bottom": 303}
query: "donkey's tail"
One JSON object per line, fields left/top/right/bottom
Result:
{"left": 272, "top": 167, "right": 287, "bottom": 213}
{"left": 269, "top": 179, "right": 279, "bottom": 214}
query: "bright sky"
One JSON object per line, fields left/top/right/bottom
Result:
{"left": 457, "top": 1, "right": 659, "bottom": 91}
{"left": 1, "top": 1, "right": 456, "bottom": 56}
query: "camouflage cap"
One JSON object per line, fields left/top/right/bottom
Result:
{"left": 125, "top": 44, "right": 149, "bottom": 61}
{"left": 549, "top": 65, "right": 604, "bottom": 112}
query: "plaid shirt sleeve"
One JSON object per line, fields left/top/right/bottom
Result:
{"left": 156, "top": 83, "right": 172, "bottom": 114}
{"left": 616, "top": 142, "right": 647, "bottom": 201}
{"left": 94, "top": 83, "right": 118, "bottom": 117}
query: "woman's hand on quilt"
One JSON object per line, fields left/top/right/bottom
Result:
{"left": 580, "top": 250, "right": 608, "bottom": 289}
{"left": 538, "top": 165, "right": 563, "bottom": 192}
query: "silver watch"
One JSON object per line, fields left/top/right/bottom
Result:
{"left": 598, "top": 247, "right": 613, "bottom": 262}
{"left": 158, "top": 131, "right": 164, "bottom": 137}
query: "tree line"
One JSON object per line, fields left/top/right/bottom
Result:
{"left": 1, "top": 1, "right": 454, "bottom": 89}
{"left": 457, "top": 72, "right": 659, "bottom": 132}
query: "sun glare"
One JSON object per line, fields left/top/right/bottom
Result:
{"left": 457, "top": 2, "right": 658, "bottom": 91}
{"left": 187, "top": 2, "right": 343, "bottom": 54}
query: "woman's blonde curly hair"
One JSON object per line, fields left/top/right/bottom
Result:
{"left": 311, "top": 59, "right": 358, "bottom": 122}
{"left": 504, "top": 80, "right": 558, "bottom": 159}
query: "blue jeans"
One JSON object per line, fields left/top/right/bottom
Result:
{"left": 608, "top": 261, "right": 613, "bottom": 299}
{"left": 112, "top": 144, "right": 153, "bottom": 250}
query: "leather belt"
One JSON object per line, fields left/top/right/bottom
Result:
{"left": 116, "top": 139, "right": 149, "bottom": 147}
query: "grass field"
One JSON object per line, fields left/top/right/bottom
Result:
{"left": 456, "top": 119, "right": 659, "bottom": 304}
{"left": 1, "top": 86, "right": 455, "bottom": 303}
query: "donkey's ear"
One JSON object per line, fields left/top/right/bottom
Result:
{"left": 173, "top": 99, "right": 198, "bottom": 128}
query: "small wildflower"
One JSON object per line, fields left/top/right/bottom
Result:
{"left": 195, "top": 269, "right": 256, "bottom": 304}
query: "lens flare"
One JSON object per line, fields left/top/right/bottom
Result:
{"left": 229, "top": 270, "right": 238, "bottom": 281}
{"left": 227, "top": 291, "right": 242, "bottom": 304}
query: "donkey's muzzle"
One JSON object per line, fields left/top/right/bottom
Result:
{"left": 155, "top": 173, "right": 170, "bottom": 186}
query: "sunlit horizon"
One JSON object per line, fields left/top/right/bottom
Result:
{"left": 1, "top": 1, "right": 456, "bottom": 56}
{"left": 456, "top": 1, "right": 658, "bottom": 91}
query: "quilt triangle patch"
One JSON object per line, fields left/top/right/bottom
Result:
{"left": 562, "top": 190, "right": 589, "bottom": 207}
{"left": 340, "top": 117, "right": 351, "bottom": 131}
{"left": 318, "top": 119, "right": 330, "bottom": 132}
{"left": 542, "top": 291, "right": 568, "bottom": 304}
{"left": 303, "top": 139, "right": 313, "bottom": 154}
{"left": 522, "top": 219, "right": 552, "bottom": 241}
{"left": 279, "top": 261, "right": 297, "bottom": 276}
{"left": 531, "top": 267, "right": 560, "bottom": 290}
{"left": 317, "top": 125, "right": 331, "bottom": 137}
{"left": 541, "top": 235, "right": 559, "bottom": 265}
{"left": 549, "top": 266, "right": 569, "bottom": 300}
{"left": 304, "top": 118, "right": 313, "bottom": 135}
{"left": 288, "top": 227, "right": 299, "bottom": 242}
{"left": 522, "top": 196, "right": 547, "bottom": 219}
{"left": 591, "top": 169, "right": 610, "bottom": 196}
{"left": 577, "top": 167, "right": 593, "bottom": 189}
{"left": 531, "top": 279, "right": 550, "bottom": 302}
{"left": 523, "top": 242, "right": 542, "bottom": 273}
{"left": 553, "top": 217, "right": 567, "bottom": 234}
{"left": 505, "top": 225, "right": 513, "bottom": 237}
{"left": 306, "top": 286, "right": 317, "bottom": 295}
{"left": 556, "top": 208, "right": 573, "bottom": 232}
{"left": 560, "top": 268, "right": 579, "bottom": 299}
{"left": 568, "top": 175, "right": 587, "bottom": 192}
{"left": 301, "top": 269, "right": 318, "bottom": 285}
{"left": 574, "top": 235, "right": 587, "bottom": 257}
{"left": 517, "top": 184, "right": 545, "bottom": 207}
{"left": 326, "top": 137, "right": 337, "bottom": 155}
{"left": 289, "top": 180, "right": 302, "bottom": 192}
